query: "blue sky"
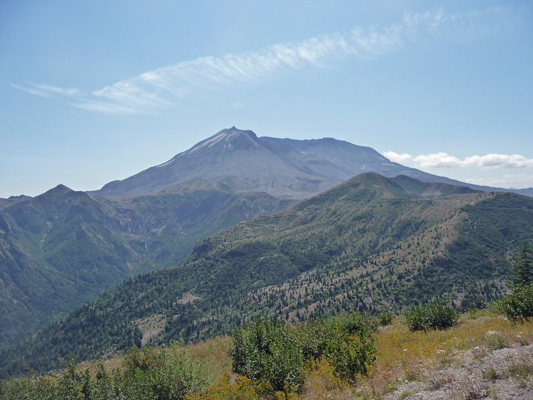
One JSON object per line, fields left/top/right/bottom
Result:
{"left": 1, "top": 0, "right": 532, "bottom": 198}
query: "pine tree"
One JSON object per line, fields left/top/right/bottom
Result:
{"left": 511, "top": 242, "right": 532, "bottom": 288}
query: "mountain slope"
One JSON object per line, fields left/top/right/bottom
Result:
{"left": 1, "top": 127, "right": 531, "bottom": 353}
{"left": 0, "top": 180, "right": 287, "bottom": 348}
{"left": 0, "top": 185, "right": 137, "bottom": 347}
{"left": 3, "top": 173, "right": 531, "bottom": 376}
{"left": 262, "top": 136, "right": 533, "bottom": 196}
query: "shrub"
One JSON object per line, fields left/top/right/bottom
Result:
{"left": 336, "top": 312, "right": 378, "bottom": 334}
{"left": 117, "top": 346, "right": 208, "bottom": 399}
{"left": 375, "top": 310, "right": 394, "bottom": 326}
{"left": 402, "top": 298, "right": 459, "bottom": 331}
{"left": 325, "top": 324, "right": 376, "bottom": 381}
{"left": 294, "top": 313, "right": 377, "bottom": 378}
{"left": 230, "top": 314, "right": 377, "bottom": 393}
{"left": 295, "top": 317, "right": 331, "bottom": 361}
{"left": 495, "top": 283, "right": 533, "bottom": 322}
{"left": 0, "top": 348, "right": 208, "bottom": 400}
{"left": 230, "top": 319, "right": 305, "bottom": 394}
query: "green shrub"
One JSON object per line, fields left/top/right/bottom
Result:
{"left": 230, "top": 319, "right": 305, "bottom": 394}
{"left": 295, "top": 317, "right": 331, "bottom": 361}
{"left": 230, "top": 314, "right": 377, "bottom": 392}
{"left": 326, "top": 324, "right": 376, "bottom": 381}
{"left": 0, "top": 348, "right": 208, "bottom": 400}
{"left": 117, "top": 346, "right": 208, "bottom": 399}
{"left": 375, "top": 310, "right": 394, "bottom": 326}
{"left": 402, "top": 298, "right": 459, "bottom": 331}
{"left": 495, "top": 283, "right": 533, "bottom": 322}
{"left": 335, "top": 312, "right": 378, "bottom": 334}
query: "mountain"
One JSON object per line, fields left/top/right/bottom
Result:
{"left": 93, "top": 127, "right": 533, "bottom": 199}
{"left": 0, "top": 185, "right": 135, "bottom": 347}
{"left": 1, "top": 126, "right": 531, "bottom": 351}
{"left": 0, "top": 180, "right": 287, "bottom": 348}
{"left": 94, "top": 127, "right": 352, "bottom": 200}
{"left": 3, "top": 173, "right": 531, "bottom": 376}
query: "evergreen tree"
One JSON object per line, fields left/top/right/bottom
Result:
{"left": 511, "top": 242, "right": 532, "bottom": 288}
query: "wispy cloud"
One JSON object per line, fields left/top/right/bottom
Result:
{"left": 11, "top": 7, "right": 511, "bottom": 115}
{"left": 385, "top": 151, "right": 533, "bottom": 168}
{"left": 11, "top": 83, "right": 79, "bottom": 98}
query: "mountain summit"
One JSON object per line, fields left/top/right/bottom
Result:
{"left": 95, "top": 127, "right": 352, "bottom": 200}
{"left": 186, "top": 126, "right": 262, "bottom": 153}
{"left": 94, "top": 127, "right": 532, "bottom": 200}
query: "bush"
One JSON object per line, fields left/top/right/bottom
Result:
{"left": 117, "top": 346, "right": 208, "bottom": 399}
{"left": 496, "top": 283, "right": 533, "bottom": 323}
{"left": 230, "top": 319, "right": 305, "bottom": 394}
{"left": 0, "top": 348, "right": 208, "bottom": 400}
{"left": 402, "top": 298, "right": 459, "bottom": 331}
{"left": 325, "top": 324, "right": 376, "bottom": 381}
{"left": 375, "top": 310, "right": 394, "bottom": 326}
{"left": 335, "top": 312, "right": 378, "bottom": 334}
{"left": 230, "top": 314, "right": 377, "bottom": 393}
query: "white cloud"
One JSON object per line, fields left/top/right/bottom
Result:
{"left": 31, "top": 83, "right": 79, "bottom": 96}
{"left": 384, "top": 151, "right": 412, "bottom": 163}
{"left": 74, "top": 26, "right": 401, "bottom": 114}
{"left": 414, "top": 152, "right": 463, "bottom": 168}
{"left": 11, "top": 7, "right": 511, "bottom": 114}
{"left": 387, "top": 151, "right": 533, "bottom": 169}
{"left": 463, "top": 154, "right": 533, "bottom": 168}
{"left": 11, "top": 83, "right": 51, "bottom": 98}
{"left": 11, "top": 83, "right": 79, "bottom": 98}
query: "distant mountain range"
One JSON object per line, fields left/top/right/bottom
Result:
{"left": 1, "top": 127, "right": 531, "bottom": 352}
{"left": 2, "top": 172, "right": 532, "bottom": 376}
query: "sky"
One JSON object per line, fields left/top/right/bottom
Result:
{"left": 1, "top": 0, "right": 532, "bottom": 198}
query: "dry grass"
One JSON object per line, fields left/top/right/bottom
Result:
{"left": 183, "top": 336, "right": 233, "bottom": 381}
{"left": 70, "top": 312, "right": 533, "bottom": 399}
{"left": 349, "top": 312, "right": 533, "bottom": 399}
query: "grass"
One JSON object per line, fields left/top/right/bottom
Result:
{"left": 326, "top": 310, "right": 533, "bottom": 399}
{"left": 2, "top": 311, "right": 532, "bottom": 399}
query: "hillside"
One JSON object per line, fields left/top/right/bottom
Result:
{"left": 0, "top": 180, "right": 287, "bottom": 348}
{"left": 2, "top": 173, "right": 531, "bottom": 376}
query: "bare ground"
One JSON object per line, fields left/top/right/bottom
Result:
{"left": 382, "top": 344, "right": 533, "bottom": 400}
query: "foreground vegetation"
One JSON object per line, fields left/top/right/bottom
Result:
{"left": 2, "top": 302, "right": 532, "bottom": 399}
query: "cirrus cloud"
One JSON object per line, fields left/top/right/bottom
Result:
{"left": 10, "top": 83, "right": 80, "bottom": 98}
{"left": 10, "top": 7, "right": 513, "bottom": 115}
